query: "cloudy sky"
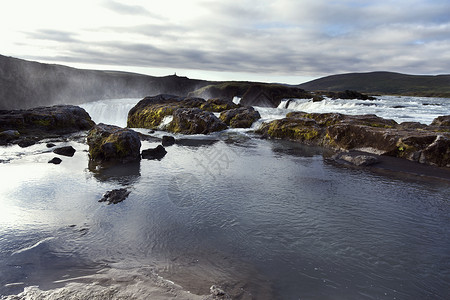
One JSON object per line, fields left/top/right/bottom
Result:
{"left": 1, "top": 0, "right": 449, "bottom": 83}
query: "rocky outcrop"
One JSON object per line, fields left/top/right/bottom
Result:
{"left": 167, "top": 108, "right": 228, "bottom": 134}
{"left": 127, "top": 94, "right": 205, "bottom": 129}
{"left": 431, "top": 115, "right": 450, "bottom": 127}
{"left": 189, "top": 83, "right": 319, "bottom": 107}
{"left": 87, "top": 123, "right": 141, "bottom": 164}
{"left": 0, "top": 105, "right": 95, "bottom": 145}
{"left": 257, "top": 112, "right": 450, "bottom": 168}
{"left": 219, "top": 107, "right": 261, "bottom": 128}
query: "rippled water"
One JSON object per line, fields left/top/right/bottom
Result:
{"left": 1, "top": 130, "right": 449, "bottom": 299}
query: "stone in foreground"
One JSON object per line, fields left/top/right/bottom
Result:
{"left": 87, "top": 123, "right": 141, "bottom": 164}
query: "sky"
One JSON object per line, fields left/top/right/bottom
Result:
{"left": 1, "top": 0, "right": 449, "bottom": 84}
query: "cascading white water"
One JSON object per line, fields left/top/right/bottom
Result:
{"left": 80, "top": 98, "right": 141, "bottom": 127}
{"left": 277, "top": 95, "right": 450, "bottom": 124}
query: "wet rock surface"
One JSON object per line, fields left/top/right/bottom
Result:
{"left": 87, "top": 123, "right": 141, "bottom": 165}
{"left": 142, "top": 145, "right": 167, "bottom": 160}
{"left": 257, "top": 112, "right": 450, "bottom": 168}
{"left": 53, "top": 146, "right": 76, "bottom": 157}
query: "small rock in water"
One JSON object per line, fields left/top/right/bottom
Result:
{"left": 162, "top": 135, "right": 175, "bottom": 146}
{"left": 53, "top": 146, "right": 76, "bottom": 157}
{"left": 48, "top": 157, "right": 62, "bottom": 164}
{"left": 142, "top": 145, "right": 167, "bottom": 160}
{"left": 46, "top": 143, "right": 56, "bottom": 148}
{"left": 333, "top": 152, "right": 380, "bottom": 166}
{"left": 99, "top": 188, "right": 131, "bottom": 205}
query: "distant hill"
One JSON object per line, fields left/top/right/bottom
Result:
{"left": 0, "top": 55, "right": 214, "bottom": 109}
{"left": 298, "top": 71, "right": 450, "bottom": 98}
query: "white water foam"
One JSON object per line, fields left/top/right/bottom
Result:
{"left": 276, "top": 95, "right": 450, "bottom": 125}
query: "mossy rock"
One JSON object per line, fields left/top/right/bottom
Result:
{"left": 87, "top": 123, "right": 141, "bottom": 164}
{"left": 200, "top": 98, "right": 240, "bottom": 112}
{"left": 258, "top": 117, "right": 323, "bottom": 143}
{"left": 219, "top": 106, "right": 261, "bottom": 128}
{"left": 167, "top": 108, "right": 227, "bottom": 134}
{"left": 127, "top": 94, "right": 205, "bottom": 129}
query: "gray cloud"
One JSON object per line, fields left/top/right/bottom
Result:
{"left": 19, "top": 0, "right": 450, "bottom": 78}
{"left": 102, "top": 0, "right": 164, "bottom": 19}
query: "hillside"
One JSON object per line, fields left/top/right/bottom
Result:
{"left": 0, "top": 55, "right": 213, "bottom": 109}
{"left": 298, "top": 71, "right": 450, "bottom": 98}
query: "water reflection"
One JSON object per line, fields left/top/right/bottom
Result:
{"left": 88, "top": 161, "right": 141, "bottom": 185}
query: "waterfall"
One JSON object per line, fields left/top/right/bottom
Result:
{"left": 80, "top": 98, "right": 140, "bottom": 127}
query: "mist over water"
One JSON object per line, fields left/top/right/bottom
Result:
{"left": 1, "top": 96, "right": 449, "bottom": 299}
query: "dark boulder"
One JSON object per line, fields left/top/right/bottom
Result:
{"left": 0, "top": 105, "right": 95, "bottom": 145}
{"left": 219, "top": 106, "right": 261, "bottom": 128}
{"left": 53, "top": 146, "right": 76, "bottom": 157}
{"left": 99, "top": 188, "right": 130, "bottom": 205}
{"left": 127, "top": 94, "right": 205, "bottom": 129}
{"left": 48, "top": 157, "right": 62, "bottom": 164}
{"left": 87, "top": 123, "right": 141, "bottom": 164}
{"left": 162, "top": 135, "right": 175, "bottom": 146}
{"left": 167, "top": 108, "right": 228, "bottom": 134}
{"left": 142, "top": 145, "right": 167, "bottom": 160}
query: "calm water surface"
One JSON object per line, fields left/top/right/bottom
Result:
{"left": 0, "top": 131, "right": 449, "bottom": 299}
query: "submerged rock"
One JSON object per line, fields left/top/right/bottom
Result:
{"left": 53, "top": 146, "right": 76, "bottom": 157}
{"left": 127, "top": 94, "right": 205, "bottom": 129}
{"left": 167, "top": 108, "right": 227, "bottom": 134}
{"left": 257, "top": 111, "right": 450, "bottom": 168}
{"left": 142, "top": 145, "right": 167, "bottom": 160}
{"left": 99, "top": 188, "right": 130, "bottom": 205}
{"left": 219, "top": 106, "right": 261, "bottom": 128}
{"left": 87, "top": 123, "right": 141, "bottom": 164}
{"left": 333, "top": 152, "right": 380, "bottom": 166}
